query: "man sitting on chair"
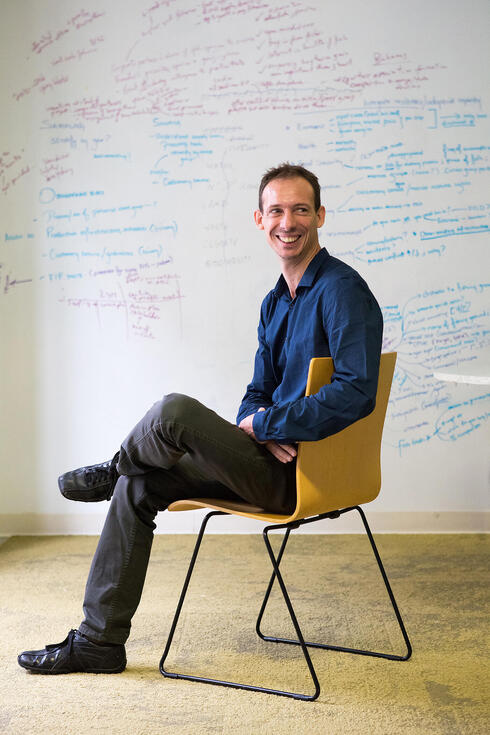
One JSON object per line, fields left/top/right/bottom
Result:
{"left": 18, "top": 163, "right": 383, "bottom": 675}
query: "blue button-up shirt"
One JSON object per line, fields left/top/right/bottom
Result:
{"left": 236, "top": 248, "right": 383, "bottom": 444}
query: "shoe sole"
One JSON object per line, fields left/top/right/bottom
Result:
{"left": 59, "top": 490, "right": 110, "bottom": 502}
{"left": 18, "top": 660, "right": 126, "bottom": 674}
{"left": 58, "top": 477, "right": 111, "bottom": 503}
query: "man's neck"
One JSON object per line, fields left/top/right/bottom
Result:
{"left": 281, "top": 246, "right": 321, "bottom": 300}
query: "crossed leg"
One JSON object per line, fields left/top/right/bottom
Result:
{"left": 79, "top": 393, "right": 296, "bottom": 644}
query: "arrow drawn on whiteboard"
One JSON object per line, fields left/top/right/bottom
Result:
{"left": 346, "top": 177, "right": 364, "bottom": 187}
{"left": 337, "top": 194, "right": 355, "bottom": 212}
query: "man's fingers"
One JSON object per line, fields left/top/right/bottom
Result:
{"left": 279, "top": 443, "right": 297, "bottom": 458}
{"left": 264, "top": 441, "right": 296, "bottom": 463}
{"left": 265, "top": 442, "right": 289, "bottom": 462}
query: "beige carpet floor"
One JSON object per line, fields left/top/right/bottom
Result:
{"left": 0, "top": 532, "right": 488, "bottom": 734}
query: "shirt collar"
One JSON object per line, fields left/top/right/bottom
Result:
{"left": 273, "top": 247, "right": 330, "bottom": 297}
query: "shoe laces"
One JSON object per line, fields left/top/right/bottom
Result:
{"left": 85, "top": 461, "right": 113, "bottom": 487}
{"left": 67, "top": 629, "right": 76, "bottom": 655}
{"left": 46, "top": 629, "right": 77, "bottom": 653}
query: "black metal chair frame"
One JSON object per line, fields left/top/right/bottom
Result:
{"left": 159, "top": 505, "right": 412, "bottom": 701}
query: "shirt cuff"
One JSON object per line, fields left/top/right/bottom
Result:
{"left": 252, "top": 409, "right": 268, "bottom": 442}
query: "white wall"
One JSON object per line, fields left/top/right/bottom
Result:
{"left": 1, "top": 0, "right": 489, "bottom": 533}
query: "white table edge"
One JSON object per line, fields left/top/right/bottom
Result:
{"left": 433, "top": 371, "right": 490, "bottom": 385}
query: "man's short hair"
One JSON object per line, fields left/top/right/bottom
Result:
{"left": 258, "top": 163, "right": 321, "bottom": 213}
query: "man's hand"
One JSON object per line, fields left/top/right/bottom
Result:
{"left": 239, "top": 408, "right": 297, "bottom": 464}
{"left": 263, "top": 440, "right": 297, "bottom": 464}
{"left": 237, "top": 411, "right": 259, "bottom": 439}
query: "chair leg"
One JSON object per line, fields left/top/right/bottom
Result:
{"left": 160, "top": 511, "right": 321, "bottom": 700}
{"left": 160, "top": 510, "right": 223, "bottom": 676}
{"left": 256, "top": 506, "right": 412, "bottom": 661}
{"left": 255, "top": 526, "right": 292, "bottom": 640}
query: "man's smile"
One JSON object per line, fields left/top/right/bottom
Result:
{"left": 276, "top": 234, "right": 302, "bottom": 243}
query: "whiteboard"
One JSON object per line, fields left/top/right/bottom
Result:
{"left": 1, "top": 0, "right": 489, "bottom": 529}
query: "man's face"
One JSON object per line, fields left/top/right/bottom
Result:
{"left": 254, "top": 177, "right": 325, "bottom": 264}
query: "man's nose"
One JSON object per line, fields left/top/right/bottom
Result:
{"left": 280, "top": 209, "right": 294, "bottom": 229}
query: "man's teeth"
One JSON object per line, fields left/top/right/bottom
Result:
{"left": 278, "top": 235, "right": 300, "bottom": 243}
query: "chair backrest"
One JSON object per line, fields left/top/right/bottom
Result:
{"left": 289, "top": 352, "right": 397, "bottom": 521}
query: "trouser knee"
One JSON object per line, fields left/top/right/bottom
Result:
{"left": 156, "top": 393, "right": 201, "bottom": 425}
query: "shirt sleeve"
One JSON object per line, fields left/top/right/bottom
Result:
{"left": 236, "top": 297, "right": 277, "bottom": 425}
{"left": 252, "top": 277, "right": 383, "bottom": 443}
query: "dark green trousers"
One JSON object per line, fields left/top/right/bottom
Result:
{"left": 79, "top": 393, "right": 296, "bottom": 644}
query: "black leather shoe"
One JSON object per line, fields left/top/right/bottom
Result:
{"left": 58, "top": 452, "right": 120, "bottom": 502}
{"left": 18, "top": 629, "right": 126, "bottom": 674}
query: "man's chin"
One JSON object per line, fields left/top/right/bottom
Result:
{"left": 271, "top": 240, "right": 321, "bottom": 265}
{"left": 276, "top": 244, "right": 304, "bottom": 260}
{"left": 273, "top": 239, "right": 303, "bottom": 257}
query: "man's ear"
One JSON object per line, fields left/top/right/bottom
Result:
{"left": 254, "top": 209, "right": 265, "bottom": 230}
{"left": 316, "top": 205, "right": 326, "bottom": 228}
